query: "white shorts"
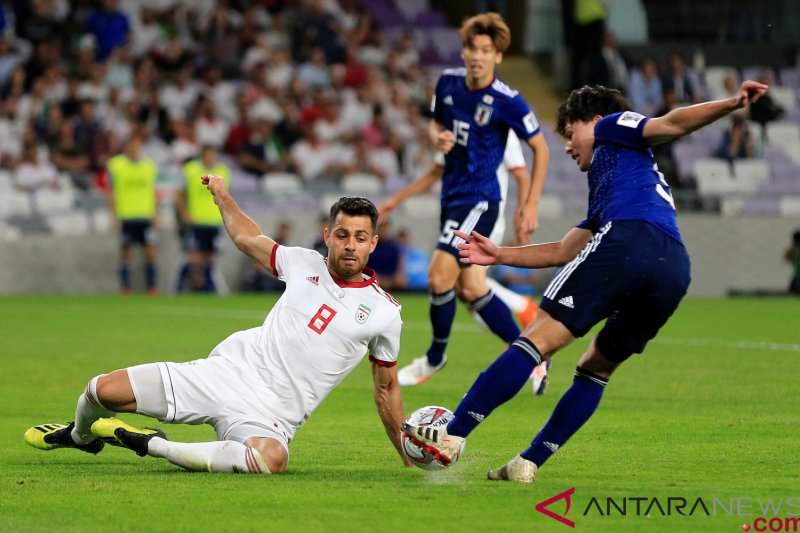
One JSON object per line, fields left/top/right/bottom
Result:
{"left": 127, "top": 353, "right": 292, "bottom": 455}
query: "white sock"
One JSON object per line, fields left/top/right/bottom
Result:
{"left": 147, "top": 438, "right": 270, "bottom": 474}
{"left": 72, "top": 375, "right": 113, "bottom": 445}
{"left": 487, "top": 278, "right": 527, "bottom": 312}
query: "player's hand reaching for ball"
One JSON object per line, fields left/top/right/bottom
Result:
{"left": 735, "top": 80, "right": 769, "bottom": 109}
{"left": 453, "top": 230, "right": 499, "bottom": 265}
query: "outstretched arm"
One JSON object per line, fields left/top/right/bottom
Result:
{"left": 643, "top": 80, "right": 768, "bottom": 145}
{"left": 377, "top": 163, "right": 443, "bottom": 223}
{"left": 520, "top": 132, "right": 550, "bottom": 235}
{"left": 454, "top": 227, "right": 593, "bottom": 269}
{"left": 202, "top": 174, "right": 277, "bottom": 269}
{"left": 372, "top": 362, "right": 414, "bottom": 467}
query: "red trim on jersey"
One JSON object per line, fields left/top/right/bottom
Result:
{"left": 507, "top": 165, "right": 526, "bottom": 171}
{"left": 270, "top": 243, "right": 280, "bottom": 276}
{"left": 371, "top": 281, "right": 400, "bottom": 306}
{"left": 329, "top": 267, "right": 377, "bottom": 288}
{"left": 369, "top": 355, "right": 397, "bottom": 367}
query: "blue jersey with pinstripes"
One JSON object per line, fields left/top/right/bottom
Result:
{"left": 577, "top": 111, "right": 683, "bottom": 244}
{"left": 432, "top": 68, "right": 540, "bottom": 209}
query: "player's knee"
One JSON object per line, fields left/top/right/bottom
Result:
{"left": 427, "top": 271, "right": 454, "bottom": 293}
{"left": 460, "top": 284, "right": 485, "bottom": 303}
{"left": 249, "top": 440, "right": 288, "bottom": 474}
{"left": 94, "top": 370, "right": 136, "bottom": 411}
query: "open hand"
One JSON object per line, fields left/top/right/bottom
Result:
{"left": 452, "top": 230, "right": 498, "bottom": 265}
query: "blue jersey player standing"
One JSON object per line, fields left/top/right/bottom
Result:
{"left": 403, "top": 79, "right": 769, "bottom": 481}
{"left": 395, "top": 12, "right": 550, "bottom": 387}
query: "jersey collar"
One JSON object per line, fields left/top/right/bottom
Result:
{"left": 465, "top": 75, "right": 495, "bottom": 92}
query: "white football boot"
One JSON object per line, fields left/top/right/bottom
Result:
{"left": 531, "top": 360, "right": 551, "bottom": 395}
{"left": 397, "top": 355, "right": 447, "bottom": 386}
{"left": 487, "top": 454, "right": 538, "bottom": 483}
{"left": 401, "top": 419, "right": 465, "bottom": 465}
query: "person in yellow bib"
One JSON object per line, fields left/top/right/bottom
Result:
{"left": 175, "top": 145, "right": 231, "bottom": 293}
{"left": 107, "top": 135, "right": 159, "bottom": 295}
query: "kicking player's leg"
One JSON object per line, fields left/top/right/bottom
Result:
{"left": 403, "top": 310, "right": 574, "bottom": 463}
{"left": 397, "top": 250, "right": 459, "bottom": 386}
{"left": 460, "top": 265, "right": 520, "bottom": 344}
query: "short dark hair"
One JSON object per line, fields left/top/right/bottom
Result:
{"left": 793, "top": 229, "right": 800, "bottom": 246}
{"left": 329, "top": 196, "right": 378, "bottom": 233}
{"left": 556, "top": 85, "right": 632, "bottom": 137}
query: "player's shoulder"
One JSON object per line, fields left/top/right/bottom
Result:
{"left": 489, "top": 78, "right": 520, "bottom": 99}
{"left": 279, "top": 245, "right": 325, "bottom": 264}
{"left": 440, "top": 67, "right": 467, "bottom": 80}
{"left": 363, "top": 279, "right": 402, "bottom": 313}
{"left": 595, "top": 111, "right": 649, "bottom": 146}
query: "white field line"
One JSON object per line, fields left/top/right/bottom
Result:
{"left": 126, "top": 305, "right": 800, "bottom": 353}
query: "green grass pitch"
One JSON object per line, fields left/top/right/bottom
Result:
{"left": 1, "top": 294, "right": 798, "bottom": 532}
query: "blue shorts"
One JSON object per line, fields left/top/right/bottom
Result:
{"left": 436, "top": 201, "right": 500, "bottom": 263}
{"left": 120, "top": 220, "right": 156, "bottom": 248}
{"left": 539, "top": 220, "right": 691, "bottom": 362}
{"left": 185, "top": 225, "right": 222, "bottom": 253}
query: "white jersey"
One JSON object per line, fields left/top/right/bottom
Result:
{"left": 209, "top": 245, "right": 402, "bottom": 437}
{"left": 434, "top": 130, "right": 526, "bottom": 243}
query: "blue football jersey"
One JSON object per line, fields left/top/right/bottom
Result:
{"left": 432, "top": 68, "right": 540, "bottom": 208}
{"left": 577, "top": 111, "right": 683, "bottom": 244}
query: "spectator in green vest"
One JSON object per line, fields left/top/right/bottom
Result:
{"left": 107, "top": 135, "right": 159, "bottom": 295}
{"left": 175, "top": 145, "right": 231, "bottom": 293}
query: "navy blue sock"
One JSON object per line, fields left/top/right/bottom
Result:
{"left": 470, "top": 290, "right": 520, "bottom": 343}
{"left": 426, "top": 289, "right": 456, "bottom": 366}
{"left": 145, "top": 262, "right": 157, "bottom": 291}
{"left": 176, "top": 262, "right": 190, "bottom": 292}
{"left": 119, "top": 262, "right": 131, "bottom": 290}
{"left": 447, "top": 338, "right": 543, "bottom": 438}
{"left": 202, "top": 264, "right": 216, "bottom": 293}
{"left": 521, "top": 367, "right": 608, "bottom": 467}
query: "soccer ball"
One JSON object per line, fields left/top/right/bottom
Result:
{"left": 401, "top": 405, "right": 465, "bottom": 471}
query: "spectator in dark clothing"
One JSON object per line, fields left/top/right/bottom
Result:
{"left": 367, "top": 220, "right": 403, "bottom": 290}
{"left": 85, "top": 0, "right": 130, "bottom": 61}
{"left": 749, "top": 72, "right": 784, "bottom": 127}
{"left": 716, "top": 116, "right": 755, "bottom": 163}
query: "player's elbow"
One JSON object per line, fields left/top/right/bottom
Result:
{"left": 233, "top": 234, "right": 254, "bottom": 254}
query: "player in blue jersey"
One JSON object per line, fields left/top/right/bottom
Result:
{"left": 393, "top": 12, "right": 550, "bottom": 387}
{"left": 403, "top": 79, "right": 768, "bottom": 481}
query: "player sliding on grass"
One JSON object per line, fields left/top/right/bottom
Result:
{"left": 25, "top": 184, "right": 411, "bottom": 473}
{"left": 403, "top": 79, "right": 769, "bottom": 482}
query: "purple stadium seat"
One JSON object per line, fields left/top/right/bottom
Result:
{"left": 779, "top": 67, "right": 800, "bottom": 90}
{"left": 414, "top": 11, "right": 448, "bottom": 28}
{"left": 396, "top": 0, "right": 430, "bottom": 23}
{"left": 741, "top": 66, "right": 775, "bottom": 84}
{"left": 674, "top": 142, "right": 713, "bottom": 183}
{"left": 740, "top": 196, "right": 781, "bottom": 215}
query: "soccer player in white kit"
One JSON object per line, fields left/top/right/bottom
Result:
{"left": 24, "top": 176, "right": 411, "bottom": 473}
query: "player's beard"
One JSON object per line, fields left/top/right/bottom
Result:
{"left": 333, "top": 253, "right": 363, "bottom": 280}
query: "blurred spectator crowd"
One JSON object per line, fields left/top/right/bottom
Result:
{"left": 0, "top": 0, "right": 464, "bottom": 239}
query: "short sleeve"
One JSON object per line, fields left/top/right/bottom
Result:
{"left": 594, "top": 112, "right": 650, "bottom": 149}
{"left": 272, "top": 245, "right": 323, "bottom": 281}
{"left": 368, "top": 313, "right": 402, "bottom": 367}
{"left": 503, "top": 131, "right": 526, "bottom": 170}
{"left": 576, "top": 219, "right": 599, "bottom": 233}
{"left": 505, "top": 94, "right": 540, "bottom": 140}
